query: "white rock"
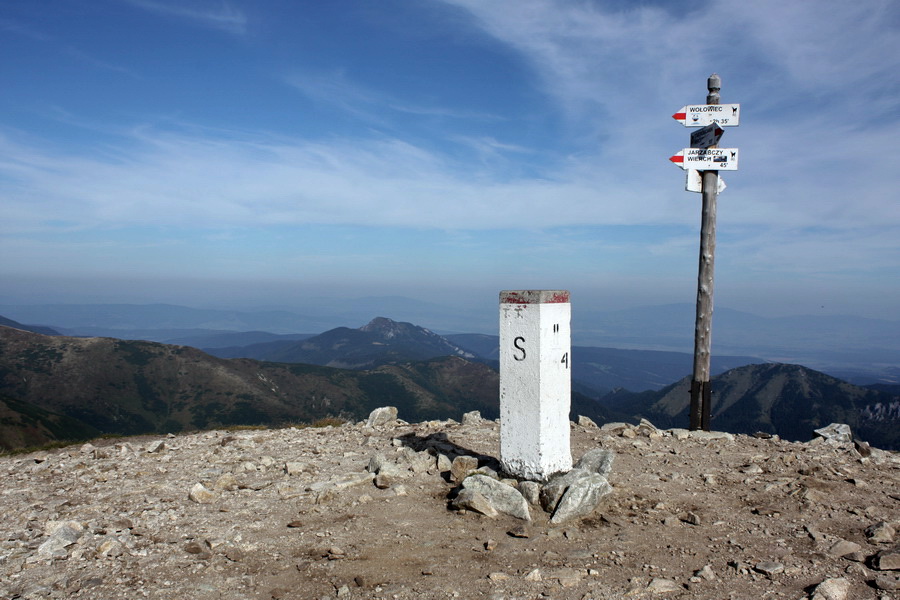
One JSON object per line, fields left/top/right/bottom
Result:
{"left": 811, "top": 577, "right": 851, "bottom": 600}
{"left": 366, "top": 406, "right": 398, "bottom": 427}
{"left": 189, "top": 483, "right": 215, "bottom": 504}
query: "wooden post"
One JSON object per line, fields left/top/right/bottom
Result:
{"left": 690, "top": 74, "right": 721, "bottom": 431}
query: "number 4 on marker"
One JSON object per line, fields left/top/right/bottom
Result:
{"left": 560, "top": 352, "right": 568, "bottom": 368}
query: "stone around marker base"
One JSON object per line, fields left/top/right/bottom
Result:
{"left": 574, "top": 448, "right": 615, "bottom": 479}
{"left": 460, "top": 474, "right": 531, "bottom": 521}
{"left": 452, "top": 489, "right": 499, "bottom": 518}
{"left": 366, "top": 406, "right": 398, "bottom": 428}
{"left": 450, "top": 455, "right": 479, "bottom": 483}
{"left": 541, "top": 468, "right": 596, "bottom": 513}
{"left": 518, "top": 481, "right": 541, "bottom": 505}
{"left": 436, "top": 453, "right": 452, "bottom": 473}
{"left": 549, "top": 472, "right": 612, "bottom": 525}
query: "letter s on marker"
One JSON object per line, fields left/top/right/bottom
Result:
{"left": 513, "top": 336, "right": 526, "bottom": 361}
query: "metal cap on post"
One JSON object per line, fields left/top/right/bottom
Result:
{"left": 707, "top": 73, "right": 721, "bottom": 104}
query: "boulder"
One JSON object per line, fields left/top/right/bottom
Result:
{"left": 450, "top": 455, "right": 479, "bottom": 483}
{"left": 460, "top": 475, "right": 530, "bottom": 521}
{"left": 541, "top": 468, "right": 591, "bottom": 513}
{"left": 810, "top": 577, "right": 851, "bottom": 600}
{"left": 813, "top": 423, "right": 852, "bottom": 444}
{"left": 872, "top": 548, "right": 900, "bottom": 571}
{"left": 548, "top": 472, "right": 612, "bottom": 525}
{"left": 576, "top": 415, "right": 598, "bottom": 428}
{"left": 366, "top": 406, "right": 398, "bottom": 428}
{"left": 574, "top": 448, "right": 615, "bottom": 479}
{"left": 452, "top": 489, "right": 498, "bottom": 517}
{"left": 461, "top": 411, "right": 482, "bottom": 426}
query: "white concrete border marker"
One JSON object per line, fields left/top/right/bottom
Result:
{"left": 499, "top": 290, "right": 572, "bottom": 481}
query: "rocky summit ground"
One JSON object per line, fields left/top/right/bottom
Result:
{"left": 2, "top": 414, "right": 899, "bottom": 600}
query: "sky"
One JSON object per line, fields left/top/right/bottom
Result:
{"left": 2, "top": 0, "right": 899, "bottom": 322}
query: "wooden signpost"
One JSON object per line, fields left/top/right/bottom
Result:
{"left": 670, "top": 74, "right": 740, "bottom": 431}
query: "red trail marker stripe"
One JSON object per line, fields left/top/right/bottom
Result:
{"left": 669, "top": 154, "right": 684, "bottom": 163}
{"left": 672, "top": 112, "right": 686, "bottom": 121}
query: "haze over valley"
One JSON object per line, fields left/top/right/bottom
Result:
{"left": 2, "top": 302, "right": 898, "bottom": 452}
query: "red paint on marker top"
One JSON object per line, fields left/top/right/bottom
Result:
{"left": 500, "top": 290, "right": 570, "bottom": 304}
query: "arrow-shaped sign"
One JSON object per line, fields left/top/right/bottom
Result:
{"left": 670, "top": 148, "right": 739, "bottom": 171}
{"left": 690, "top": 123, "right": 724, "bottom": 149}
{"left": 686, "top": 169, "right": 726, "bottom": 193}
{"left": 673, "top": 104, "right": 740, "bottom": 127}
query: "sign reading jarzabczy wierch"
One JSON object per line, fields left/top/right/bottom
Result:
{"left": 670, "top": 148, "right": 739, "bottom": 171}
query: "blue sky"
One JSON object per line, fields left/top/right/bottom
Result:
{"left": 2, "top": 0, "right": 899, "bottom": 321}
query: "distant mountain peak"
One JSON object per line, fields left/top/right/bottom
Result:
{"left": 359, "top": 317, "right": 408, "bottom": 338}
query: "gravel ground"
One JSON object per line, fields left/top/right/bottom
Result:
{"left": 2, "top": 416, "right": 899, "bottom": 600}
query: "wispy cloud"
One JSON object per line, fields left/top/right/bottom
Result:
{"left": 123, "top": 0, "right": 247, "bottom": 35}
{"left": 0, "top": 18, "right": 52, "bottom": 42}
{"left": 284, "top": 70, "right": 502, "bottom": 130}
{"left": 65, "top": 46, "right": 137, "bottom": 77}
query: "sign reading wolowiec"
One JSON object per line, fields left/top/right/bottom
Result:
{"left": 670, "top": 148, "right": 739, "bottom": 171}
{"left": 673, "top": 103, "right": 740, "bottom": 127}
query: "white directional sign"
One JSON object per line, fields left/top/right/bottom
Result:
{"left": 670, "top": 148, "right": 739, "bottom": 171}
{"left": 690, "top": 123, "right": 724, "bottom": 149}
{"left": 673, "top": 103, "right": 740, "bottom": 127}
{"left": 686, "top": 169, "right": 726, "bottom": 193}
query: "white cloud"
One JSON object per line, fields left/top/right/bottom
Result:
{"left": 2, "top": 0, "right": 899, "bottom": 307}
{"left": 122, "top": 0, "right": 247, "bottom": 35}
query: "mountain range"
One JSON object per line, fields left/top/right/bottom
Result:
{"left": 204, "top": 320, "right": 763, "bottom": 394}
{"left": 0, "top": 323, "right": 507, "bottom": 451}
{"left": 2, "top": 313, "right": 899, "bottom": 451}
{"left": 602, "top": 363, "right": 899, "bottom": 449}
{"left": 211, "top": 316, "right": 475, "bottom": 369}
{"left": 2, "top": 301, "right": 899, "bottom": 384}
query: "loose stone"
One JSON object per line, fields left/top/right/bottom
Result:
{"left": 810, "top": 577, "right": 851, "bottom": 600}
{"left": 450, "top": 455, "right": 479, "bottom": 483}
{"left": 188, "top": 483, "right": 216, "bottom": 504}
{"left": 872, "top": 549, "right": 900, "bottom": 571}
{"left": 866, "top": 522, "right": 896, "bottom": 544}
{"left": 459, "top": 475, "right": 530, "bottom": 521}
